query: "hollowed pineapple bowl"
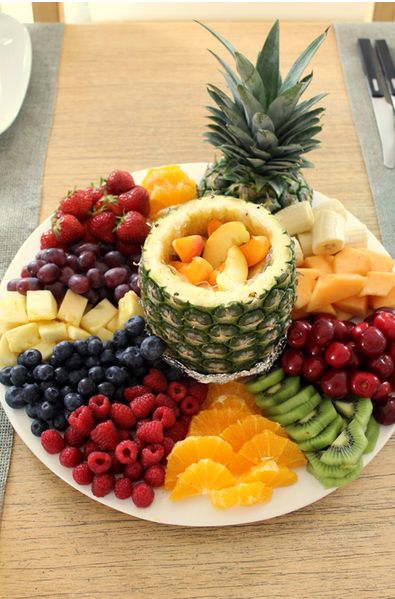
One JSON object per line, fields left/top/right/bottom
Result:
{"left": 140, "top": 195, "right": 296, "bottom": 379}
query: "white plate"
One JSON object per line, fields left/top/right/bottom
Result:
{"left": 0, "top": 162, "right": 394, "bottom": 527}
{"left": 0, "top": 13, "right": 32, "bottom": 135}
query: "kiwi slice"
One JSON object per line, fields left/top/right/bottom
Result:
{"left": 307, "top": 455, "right": 363, "bottom": 489}
{"left": 266, "top": 385, "right": 315, "bottom": 416}
{"left": 364, "top": 416, "right": 380, "bottom": 454}
{"left": 306, "top": 452, "right": 359, "bottom": 479}
{"left": 333, "top": 398, "right": 373, "bottom": 431}
{"left": 285, "top": 398, "right": 338, "bottom": 442}
{"left": 255, "top": 377, "right": 301, "bottom": 410}
{"left": 245, "top": 368, "right": 285, "bottom": 395}
{"left": 320, "top": 419, "right": 368, "bottom": 467}
{"left": 298, "top": 414, "right": 345, "bottom": 452}
{"left": 273, "top": 392, "right": 322, "bottom": 426}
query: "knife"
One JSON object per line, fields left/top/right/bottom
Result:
{"left": 375, "top": 39, "right": 395, "bottom": 112}
{"left": 358, "top": 38, "right": 395, "bottom": 169}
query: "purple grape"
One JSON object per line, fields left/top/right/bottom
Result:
{"left": 46, "top": 248, "right": 67, "bottom": 267}
{"left": 17, "top": 278, "right": 43, "bottom": 294}
{"left": 68, "top": 274, "right": 90, "bottom": 294}
{"left": 104, "top": 267, "right": 128, "bottom": 289}
{"left": 129, "top": 272, "right": 141, "bottom": 297}
{"left": 7, "top": 278, "right": 20, "bottom": 291}
{"left": 114, "top": 284, "right": 130, "bottom": 302}
{"left": 94, "top": 261, "right": 109, "bottom": 274}
{"left": 35, "top": 250, "right": 46, "bottom": 261}
{"left": 129, "top": 253, "right": 141, "bottom": 267}
{"left": 44, "top": 282, "right": 67, "bottom": 301}
{"left": 78, "top": 251, "right": 96, "bottom": 270}
{"left": 97, "top": 287, "right": 108, "bottom": 301}
{"left": 74, "top": 243, "right": 100, "bottom": 257}
{"left": 20, "top": 266, "right": 30, "bottom": 278}
{"left": 27, "top": 260, "right": 46, "bottom": 276}
{"left": 59, "top": 266, "right": 75, "bottom": 285}
{"left": 104, "top": 251, "right": 126, "bottom": 267}
{"left": 66, "top": 254, "right": 80, "bottom": 271}
{"left": 84, "top": 289, "right": 99, "bottom": 304}
{"left": 87, "top": 268, "right": 105, "bottom": 289}
{"left": 37, "top": 263, "right": 60, "bottom": 283}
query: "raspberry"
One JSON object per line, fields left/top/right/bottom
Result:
{"left": 154, "top": 393, "right": 180, "bottom": 416}
{"left": 110, "top": 403, "right": 136, "bottom": 429}
{"left": 124, "top": 461, "right": 143, "bottom": 481}
{"left": 68, "top": 405, "right": 95, "bottom": 435}
{"left": 136, "top": 420, "right": 164, "bottom": 444}
{"left": 59, "top": 446, "right": 83, "bottom": 468}
{"left": 141, "top": 444, "right": 165, "bottom": 468}
{"left": 166, "top": 420, "right": 188, "bottom": 442}
{"left": 153, "top": 406, "right": 177, "bottom": 428}
{"left": 41, "top": 429, "right": 65, "bottom": 454}
{"left": 187, "top": 381, "right": 208, "bottom": 403}
{"left": 167, "top": 381, "right": 188, "bottom": 402}
{"left": 130, "top": 393, "right": 156, "bottom": 419}
{"left": 132, "top": 482, "right": 154, "bottom": 508}
{"left": 134, "top": 437, "right": 146, "bottom": 453}
{"left": 114, "top": 477, "right": 133, "bottom": 500}
{"left": 162, "top": 436, "right": 175, "bottom": 456}
{"left": 91, "top": 472, "right": 115, "bottom": 497}
{"left": 143, "top": 368, "right": 167, "bottom": 393}
{"left": 64, "top": 425, "right": 86, "bottom": 448}
{"left": 83, "top": 440, "right": 99, "bottom": 458}
{"left": 87, "top": 451, "right": 112, "bottom": 474}
{"left": 179, "top": 414, "right": 192, "bottom": 427}
{"left": 110, "top": 453, "right": 124, "bottom": 475}
{"left": 144, "top": 464, "right": 166, "bottom": 487}
{"left": 88, "top": 394, "right": 111, "bottom": 420}
{"left": 180, "top": 395, "right": 201, "bottom": 416}
{"left": 118, "top": 429, "right": 131, "bottom": 441}
{"left": 123, "top": 385, "right": 149, "bottom": 402}
{"left": 115, "top": 440, "right": 138, "bottom": 464}
{"left": 72, "top": 462, "right": 94, "bottom": 485}
{"left": 91, "top": 420, "right": 119, "bottom": 451}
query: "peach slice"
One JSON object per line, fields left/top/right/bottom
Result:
{"left": 240, "top": 236, "right": 270, "bottom": 267}
{"left": 172, "top": 235, "right": 205, "bottom": 263}
{"left": 179, "top": 257, "right": 213, "bottom": 285}
{"left": 203, "top": 222, "right": 250, "bottom": 269}
{"left": 207, "top": 218, "right": 223, "bottom": 236}
{"left": 217, "top": 246, "right": 248, "bottom": 291}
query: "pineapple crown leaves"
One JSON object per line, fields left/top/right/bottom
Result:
{"left": 198, "top": 20, "right": 328, "bottom": 174}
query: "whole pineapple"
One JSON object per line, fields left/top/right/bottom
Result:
{"left": 199, "top": 21, "right": 327, "bottom": 213}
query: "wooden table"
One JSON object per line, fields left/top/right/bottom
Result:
{"left": 1, "top": 23, "right": 394, "bottom": 599}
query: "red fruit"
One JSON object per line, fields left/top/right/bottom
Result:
{"left": 115, "top": 239, "right": 141, "bottom": 256}
{"left": 388, "top": 342, "right": 395, "bottom": 363}
{"left": 310, "top": 318, "right": 335, "bottom": 346}
{"left": 180, "top": 395, "right": 201, "bottom": 416}
{"left": 167, "top": 381, "right": 188, "bottom": 402}
{"left": 59, "top": 189, "right": 95, "bottom": 220}
{"left": 372, "top": 381, "right": 393, "bottom": 402}
{"left": 83, "top": 440, "right": 100, "bottom": 458}
{"left": 59, "top": 446, "right": 83, "bottom": 468}
{"left": 357, "top": 326, "right": 387, "bottom": 358}
{"left": 114, "top": 477, "right": 133, "bottom": 500}
{"left": 106, "top": 169, "right": 135, "bottom": 195}
{"left": 109, "top": 453, "right": 124, "bottom": 475}
{"left": 41, "top": 429, "right": 65, "bottom": 454}
{"left": 115, "top": 440, "right": 138, "bottom": 464}
{"left": 324, "top": 342, "right": 351, "bottom": 369}
{"left": 141, "top": 444, "right": 165, "bottom": 468}
{"left": 373, "top": 312, "right": 395, "bottom": 341}
{"left": 154, "top": 393, "right": 180, "bottom": 416}
{"left": 165, "top": 420, "right": 188, "bottom": 442}
{"left": 333, "top": 320, "right": 350, "bottom": 342}
{"left": 287, "top": 320, "right": 312, "bottom": 349}
{"left": 132, "top": 481, "right": 155, "bottom": 508}
{"left": 84, "top": 186, "right": 104, "bottom": 204}
{"left": 40, "top": 230, "right": 64, "bottom": 249}
{"left": 349, "top": 371, "right": 380, "bottom": 398}
{"left": 320, "top": 369, "right": 348, "bottom": 399}
{"left": 367, "top": 354, "right": 394, "bottom": 380}
{"left": 187, "top": 381, "right": 208, "bottom": 403}
{"left": 351, "top": 321, "right": 369, "bottom": 342}
{"left": 136, "top": 420, "right": 164, "bottom": 444}
{"left": 88, "top": 394, "right": 111, "bottom": 420}
{"left": 64, "top": 426, "right": 87, "bottom": 448}
{"left": 68, "top": 405, "right": 95, "bottom": 435}
{"left": 90, "top": 420, "right": 119, "bottom": 451}
{"left": 124, "top": 461, "right": 144, "bottom": 481}
{"left": 346, "top": 342, "right": 362, "bottom": 369}
{"left": 281, "top": 349, "right": 304, "bottom": 376}
{"left": 373, "top": 398, "right": 395, "bottom": 424}
{"left": 116, "top": 211, "right": 149, "bottom": 245}
{"left": 302, "top": 356, "right": 326, "bottom": 382}
{"left": 162, "top": 436, "right": 175, "bottom": 456}
{"left": 130, "top": 393, "right": 156, "bottom": 419}
{"left": 153, "top": 406, "right": 177, "bottom": 428}
{"left": 144, "top": 464, "right": 166, "bottom": 487}
{"left": 72, "top": 462, "right": 94, "bottom": 485}
{"left": 306, "top": 340, "right": 323, "bottom": 357}
{"left": 91, "top": 472, "right": 115, "bottom": 497}
{"left": 87, "top": 450, "right": 112, "bottom": 474}
{"left": 123, "top": 385, "right": 150, "bottom": 402}
{"left": 118, "top": 186, "right": 150, "bottom": 217}
{"left": 117, "top": 429, "right": 131, "bottom": 441}
{"left": 143, "top": 368, "right": 168, "bottom": 393}
{"left": 52, "top": 213, "right": 85, "bottom": 244}
{"left": 110, "top": 403, "right": 136, "bottom": 429}
{"left": 87, "top": 211, "right": 116, "bottom": 244}
{"left": 94, "top": 194, "right": 123, "bottom": 216}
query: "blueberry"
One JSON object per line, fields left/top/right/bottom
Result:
{"left": 40, "top": 380, "right": 55, "bottom": 392}
{"left": 77, "top": 378, "right": 96, "bottom": 397}
{"left": 44, "top": 387, "right": 60, "bottom": 403}
{"left": 151, "top": 358, "right": 165, "bottom": 370}
{"left": 53, "top": 411, "right": 69, "bottom": 431}
{"left": 22, "top": 383, "right": 41, "bottom": 404}
{"left": 112, "top": 330, "right": 129, "bottom": 349}
{"left": 88, "top": 366, "right": 105, "bottom": 383}
{"left": 101, "top": 340, "right": 114, "bottom": 351}
{"left": 134, "top": 334, "right": 148, "bottom": 347}
{"left": 55, "top": 367, "right": 69, "bottom": 385}
{"left": 113, "top": 387, "right": 126, "bottom": 403}
{"left": 0, "top": 366, "right": 13, "bottom": 386}
{"left": 140, "top": 336, "right": 166, "bottom": 361}
{"left": 134, "top": 366, "right": 148, "bottom": 380}
{"left": 37, "top": 401, "right": 55, "bottom": 420}
{"left": 53, "top": 340, "right": 74, "bottom": 362}
{"left": 25, "top": 402, "right": 38, "bottom": 419}
{"left": 31, "top": 418, "right": 49, "bottom": 437}
{"left": 105, "top": 366, "right": 127, "bottom": 386}
{"left": 10, "top": 365, "right": 28, "bottom": 387}
{"left": 60, "top": 385, "right": 73, "bottom": 398}
{"left": 5, "top": 386, "right": 26, "bottom": 409}
{"left": 17, "top": 348, "right": 42, "bottom": 369}
{"left": 97, "top": 382, "right": 115, "bottom": 399}
{"left": 73, "top": 339, "right": 89, "bottom": 356}
{"left": 64, "top": 393, "right": 84, "bottom": 411}
{"left": 166, "top": 366, "right": 184, "bottom": 382}
{"left": 64, "top": 353, "right": 83, "bottom": 371}
{"left": 33, "top": 364, "right": 54, "bottom": 382}
{"left": 100, "top": 349, "right": 115, "bottom": 365}
{"left": 120, "top": 347, "right": 143, "bottom": 369}
{"left": 48, "top": 355, "right": 61, "bottom": 368}
{"left": 85, "top": 356, "right": 100, "bottom": 368}
{"left": 124, "top": 316, "right": 145, "bottom": 337}
{"left": 68, "top": 369, "right": 84, "bottom": 388}
{"left": 87, "top": 337, "right": 103, "bottom": 356}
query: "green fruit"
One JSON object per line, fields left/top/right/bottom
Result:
{"left": 298, "top": 414, "right": 345, "bottom": 452}
{"left": 254, "top": 376, "right": 301, "bottom": 410}
{"left": 285, "top": 398, "right": 338, "bottom": 442}
{"left": 319, "top": 419, "right": 368, "bottom": 467}
{"left": 306, "top": 453, "right": 363, "bottom": 488}
{"left": 333, "top": 398, "right": 373, "bottom": 432}
{"left": 272, "top": 392, "right": 321, "bottom": 426}
{"left": 245, "top": 368, "right": 285, "bottom": 394}
{"left": 364, "top": 416, "right": 380, "bottom": 454}
{"left": 266, "top": 385, "right": 315, "bottom": 416}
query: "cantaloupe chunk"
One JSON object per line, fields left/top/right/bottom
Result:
{"left": 335, "top": 309, "right": 354, "bottom": 321}
{"left": 309, "top": 304, "right": 337, "bottom": 316}
{"left": 294, "top": 268, "right": 320, "bottom": 310}
{"left": 172, "top": 235, "right": 205, "bottom": 263}
{"left": 302, "top": 255, "right": 333, "bottom": 276}
{"left": 307, "top": 274, "right": 366, "bottom": 312}
{"left": 360, "top": 271, "right": 395, "bottom": 297}
{"left": 240, "top": 236, "right": 270, "bottom": 267}
{"left": 334, "top": 295, "right": 368, "bottom": 318}
{"left": 333, "top": 247, "right": 372, "bottom": 275}
{"left": 358, "top": 249, "right": 395, "bottom": 273}
{"left": 370, "top": 287, "right": 395, "bottom": 310}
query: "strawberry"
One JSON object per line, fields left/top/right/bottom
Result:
{"left": 40, "top": 230, "right": 65, "bottom": 249}
{"left": 87, "top": 211, "right": 116, "bottom": 243}
{"left": 59, "top": 189, "right": 95, "bottom": 220}
{"left": 116, "top": 211, "right": 149, "bottom": 245}
{"left": 118, "top": 186, "right": 150, "bottom": 217}
{"left": 52, "top": 213, "right": 85, "bottom": 244}
{"left": 84, "top": 186, "right": 104, "bottom": 204}
{"left": 94, "top": 193, "right": 123, "bottom": 216}
{"left": 105, "top": 170, "right": 134, "bottom": 195}
{"left": 115, "top": 239, "right": 141, "bottom": 257}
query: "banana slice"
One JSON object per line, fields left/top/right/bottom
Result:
{"left": 275, "top": 201, "right": 314, "bottom": 236}
{"left": 312, "top": 209, "right": 346, "bottom": 255}
{"left": 313, "top": 198, "right": 347, "bottom": 220}
{"left": 297, "top": 230, "right": 313, "bottom": 258}
{"left": 291, "top": 237, "right": 304, "bottom": 266}
{"left": 345, "top": 214, "right": 368, "bottom": 248}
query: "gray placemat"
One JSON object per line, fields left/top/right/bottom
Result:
{"left": 335, "top": 23, "right": 395, "bottom": 257}
{"left": 0, "top": 23, "right": 64, "bottom": 514}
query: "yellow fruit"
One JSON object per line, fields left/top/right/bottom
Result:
{"left": 26, "top": 290, "right": 57, "bottom": 321}
{"left": 67, "top": 325, "right": 91, "bottom": 341}
{"left": 0, "top": 292, "right": 28, "bottom": 324}
{"left": 57, "top": 290, "right": 88, "bottom": 328}
{"left": 117, "top": 290, "right": 143, "bottom": 328}
{"left": 203, "top": 221, "right": 250, "bottom": 269}
{"left": 5, "top": 323, "right": 41, "bottom": 353}
{"left": 216, "top": 246, "right": 248, "bottom": 291}
{"left": 80, "top": 299, "right": 118, "bottom": 334}
{"left": 0, "top": 334, "right": 17, "bottom": 367}
{"left": 37, "top": 321, "right": 68, "bottom": 343}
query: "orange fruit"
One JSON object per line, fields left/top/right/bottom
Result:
{"left": 188, "top": 407, "right": 250, "bottom": 437}
{"left": 170, "top": 459, "right": 235, "bottom": 501}
{"left": 277, "top": 440, "right": 307, "bottom": 468}
{"left": 240, "top": 460, "right": 298, "bottom": 487}
{"left": 210, "top": 482, "right": 272, "bottom": 509}
{"left": 226, "top": 453, "right": 254, "bottom": 477}
{"left": 205, "top": 381, "right": 257, "bottom": 411}
{"left": 164, "top": 436, "right": 235, "bottom": 490}
{"left": 204, "top": 394, "right": 258, "bottom": 413}
{"left": 220, "top": 414, "right": 288, "bottom": 452}
{"left": 238, "top": 430, "right": 289, "bottom": 465}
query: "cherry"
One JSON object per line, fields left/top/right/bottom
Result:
{"left": 287, "top": 320, "right": 312, "bottom": 349}
{"left": 320, "top": 369, "right": 348, "bottom": 399}
{"left": 346, "top": 342, "right": 362, "bottom": 369}
{"left": 367, "top": 354, "right": 394, "bottom": 380}
{"left": 372, "top": 381, "right": 393, "bottom": 402}
{"left": 387, "top": 342, "right": 395, "bottom": 363}
{"left": 306, "top": 340, "right": 323, "bottom": 357}
{"left": 357, "top": 326, "right": 387, "bottom": 358}
{"left": 373, "top": 397, "right": 395, "bottom": 425}
{"left": 351, "top": 321, "right": 369, "bottom": 342}
{"left": 374, "top": 312, "right": 395, "bottom": 341}
{"left": 281, "top": 349, "right": 304, "bottom": 376}
{"left": 310, "top": 318, "right": 335, "bottom": 347}
{"left": 365, "top": 308, "right": 395, "bottom": 325}
{"left": 333, "top": 320, "right": 350, "bottom": 342}
{"left": 324, "top": 342, "right": 351, "bottom": 369}
{"left": 349, "top": 371, "right": 380, "bottom": 398}
{"left": 302, "top": 357, "right": 326, "bottom": 382}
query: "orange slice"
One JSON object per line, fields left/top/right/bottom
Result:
{"left": 277, "top": 440, "right": 307, "bottom": 468}
{"left": 210, "top": 482, "right": 272, "bottom": 509}
{"left": 188, "top": 407, "right": 250, "bottom": 437}
{"left": 220, "top": 414, "right": 288, "bottom": 452}
{"left": 238, "top": 430, "right": 289, "bottom": 465}
{"left": 170, "top": 459, "right": 235, "bottom": 501}
{"left": 240, "top": 460, "right": 298, "bottom": 487}
{"left": 204, "top": 394, "right": 259, "bottom": 414}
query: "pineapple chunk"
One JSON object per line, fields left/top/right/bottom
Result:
{"left": 5, "top": 322, "right": 41, "bottom": 353}
{"left": 67, "top": 325, "right": 91, "bottom": 341}
{"left": 118, "top": 291, "right": 144, "bottom": 329}
{"left": 96, "top": 327, "right": 113, "bottom": 341}
{"left": 0, "top": 292, "right": 28, "bottom": 324}
{"left": 0, "top": 334, "right": 17, "bottom": 367}
{"left": 0, "top": 321, "right": 18, "bottom": 336}
{"left": 106, "top": 313, "right": 119, "bottom": 333}
{"left": 26, "top": 290, "right": 58, "bottom": 321}
{"left": 80, "top": 299, "right": 118, "bottom": 334}
{"left": 33, "top": 340, "right": 55, "bottom": 361}
{"left": 57, "top": 290, "right": 88, "bottom": 328}
{"left": 38, "top": 320, "right": 68, "bottom": 343}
